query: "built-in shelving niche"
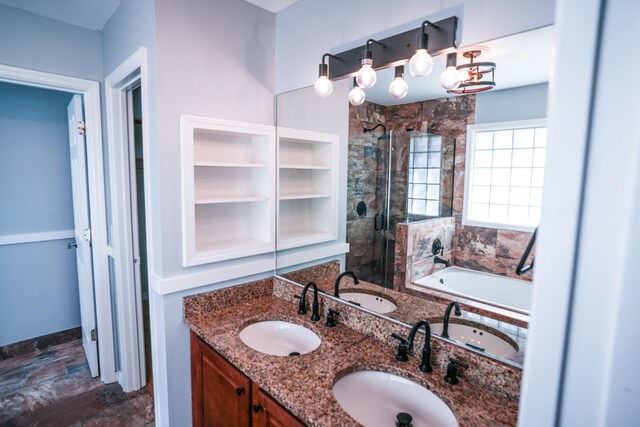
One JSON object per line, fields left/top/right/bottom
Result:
{"left": 181, "top": 116, "right": 275, "bottom": 266}
{"left": 277, "top": 127, "right": 339, "bottom": 250}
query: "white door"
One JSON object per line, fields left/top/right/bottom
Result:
{"left": 67, "top": 95, "right": 99, "bottom": 377}
{"left": 125, "top": 89, "right": 147, "bottom": 385}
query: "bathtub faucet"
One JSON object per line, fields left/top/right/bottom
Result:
{"left": 434, "top": 256, "right": 451, "bottom": 268}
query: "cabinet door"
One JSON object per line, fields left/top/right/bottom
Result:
{"left": 251, "top": 383, "right": 305, "bottom": 427}
{"left": 191, "top": 332, "right": 251, "bottom": 427}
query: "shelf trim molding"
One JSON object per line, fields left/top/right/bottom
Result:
{"left": 0, "top": 229, "right": 75, "bottom": 246}
{"left": 276, "top": 242, "right": 350, "bottom": 269}
{"left": 195, "top": 196, "right": 269, "bottom": 204}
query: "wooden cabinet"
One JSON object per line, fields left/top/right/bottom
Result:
{"left": 251, "top": 383, "right": 304, "bottom": 427}
{"left": 181, "top": 116, "right": 275, "bottom": 266}
{"left": 191, "top": 332, "right": 304, "bottom": 427}
{"left": 191, "top": 332, "right": 251, "bottom": 426}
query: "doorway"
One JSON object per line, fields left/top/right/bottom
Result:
{"left": 126, "top": 86, "right": 152, "bottom": 394}
{"left": 104, "top": 47, "right": 154, "bottom": 393}
{"left": 0, "top": 65, "right": 115, "bottom": 383}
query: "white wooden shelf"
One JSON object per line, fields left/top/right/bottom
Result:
{"left": 279, "top": 193, "right": 330, "bottom": 200}
{"left": 195, "top": 161, "right": 268, "bottom": 168}
{"left": 279, "top": 164, "right": 331, "bottom": 170}
{"left": 181, "top": 115, "right": 275, "bottom": 266}
{"left": 277, "top": 127, "right": 339, "bottom": 251}
{"left": 195, "top": 196, "right": 269, "bottom": 205}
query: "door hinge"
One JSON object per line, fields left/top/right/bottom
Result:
{"left": 91, "top": 328, "right": 98, "bottom": 341}
{"left": 77, "top": 121, "right": 86, "bottom": 135}
{"left": 83, "top": 228, "right": 91, "bottom": 243}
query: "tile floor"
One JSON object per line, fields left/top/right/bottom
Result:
{"left": 0, "top": 338, "right": 154, "bottom": 426}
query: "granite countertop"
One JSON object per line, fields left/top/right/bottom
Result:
{"left": 185, "top": 291, "right": 519, "bottom": 426}
{"left": 282, "top": 262, "right": 527, "bottom": 365}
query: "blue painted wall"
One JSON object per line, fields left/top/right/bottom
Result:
{"left": 0, "top": 5, "right": 102, "bottom": 81}
{"left": 0, "top": 82, "right": 80, "bottom": 346}
{"left": 475, "top": 83, "right": 548, "bottom": 123}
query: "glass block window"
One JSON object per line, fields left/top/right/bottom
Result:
{"left": 463, "top": 119, "right": 547, "bottom": 231}
{"left": 408, "top": 134, "right": 442, "bottom": 217}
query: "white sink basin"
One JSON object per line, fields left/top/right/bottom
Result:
{"left": 333, "top": 371, "right": 458, "bottom": 427}
{"left": 431, "top": 322, "right": 518, "bottom": 359}
{"left": 239, "top": 321, "right": 320, "bottom": 356}
{"left": 340, "top": 292, "right": 397, "bottom": 314}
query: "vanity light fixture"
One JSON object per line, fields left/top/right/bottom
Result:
{"left": 356, "top": 39, "right": 384, "bottom": 89}
{"left": 388, "top": 65, "right": 409, "bottom": 99}
{"left": 310, "top": 16, "right": 459, "bottom": 102}
{"left": 447, "top": 49, "right": 496, "bottom": 94}
{"left": 409, "top": 20, "right": 438, "bottom": 77}
{"left": 439, "top": 52, "right": 462, "bottom": 90}
{"left": 348, "top": 77, "right": 366, "bottom": 106}
{"left": 314, "top": 53, "right": 340, "bottom": 98}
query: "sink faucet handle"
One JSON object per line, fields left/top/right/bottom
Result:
{"left": 444, "top": 357, "right": 469, "bottom": 385}
{"left": 391, "top": 333, "right": 409, "bottom": 362}
{"left": 448, "top": 356, "right": 469, "bottom": 369}
{"left": 325, "top": 309, "right": 339, "bottom": 328}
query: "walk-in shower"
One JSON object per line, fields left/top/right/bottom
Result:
{"left": 346, "top": 121, "right": 454, "bottom": 289}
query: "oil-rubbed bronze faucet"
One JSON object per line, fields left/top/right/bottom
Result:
{"left": 391, "top": 320, "right": 433, "bottom": 373}
{"left": 434, "top": 256, "right": 451, "bottom": 268}
{"left": 334, "top": 271, "right": 359, "bottom": 297}
{"left": 442, "top": 301, "right": 461, "bottom": 339}
{"left": 298, "top": 281, "right": 320, "bottom": 321}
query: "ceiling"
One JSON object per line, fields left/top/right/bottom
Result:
{"left": 244, "top": 0, "right": 299, "bottom": 13}
{"left": 0, "top": 0, "right": 124, "bottom": 31}
{"left": 0, "top": 0, "right": 297, "bottom": 31}
{"left": 365, "top": 25, "right": 555, "bottom": 106}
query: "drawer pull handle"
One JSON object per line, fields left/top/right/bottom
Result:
{"left": 253, "top": 404, "right": 263, "bottom": 413}
{"left": 235, "top": 387, "right": 245, "bottom": 396}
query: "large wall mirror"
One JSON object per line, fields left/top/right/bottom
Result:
{"left": 275, "top": 25, "right": 554, "bottom": 368}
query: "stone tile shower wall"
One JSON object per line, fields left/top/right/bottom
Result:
{"left": 347, "top": 95, "right": 534, "bottom": 286}
{"left": 346, "top": 102, "right": 390, "bottom": 284}
{"left": 346, "top": 98, "right": 458, "bottom": 286}
{"left": 454, "top": 226, "right": 534, "bottom": 280}
{"left": 394, "top": 217, "right": 456, "bottom": 291}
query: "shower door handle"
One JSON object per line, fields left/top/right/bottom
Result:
{"left": 374, "top": 213, "right": 384, "bottom": 231}
{"left": 516, "top": 228, "right": 537, "bottom": 275}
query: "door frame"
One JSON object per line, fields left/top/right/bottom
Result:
{"left": 0, "top": 63, "right": 116, "bottom": 383}
{"left": 104, "top": 47, "right": 154, "bottom": 392}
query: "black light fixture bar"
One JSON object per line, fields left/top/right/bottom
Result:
{"left": 319, "top": 53, "right": 340, "bottom": 77}
{"left": 327, "top": 16, "right": 457, "bottom": 80}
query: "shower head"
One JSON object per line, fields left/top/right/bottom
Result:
{"left": 363, "top": 123, "right": 388, "bottom": 141}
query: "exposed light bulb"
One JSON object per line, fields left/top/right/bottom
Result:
{"left": 389, "top": 66, "right": 409, "bottom": 100}
{"left": 389, "top": 77, "right": 409, "bottom": 99}
{"left": 356, "top": 59, "right": 377, "bottom": 89}
{"left": 409, "top": 49, "right": 434, "bottom": 77}
{"left": 348, "top": 85, "right": 366, "bottom": 106}
{"left": 440, "top": 66, "right": 461, "bottom": 90}
{"left": 314, "top": 76, "right": 333, "bottom": 97}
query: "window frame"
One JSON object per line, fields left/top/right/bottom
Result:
{"left": 463, "top": 118, "right": 547, "bottom": 232}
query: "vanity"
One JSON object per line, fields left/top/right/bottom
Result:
{"left": 180, "top": 17, "right": 552, "bottom": 427}
{"left": 184, "top": 277, "right": 520, "bottom": 426}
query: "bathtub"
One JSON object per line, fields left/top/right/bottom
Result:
{"left": 413, "top": 267, "right": 532, "bottom": 314}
